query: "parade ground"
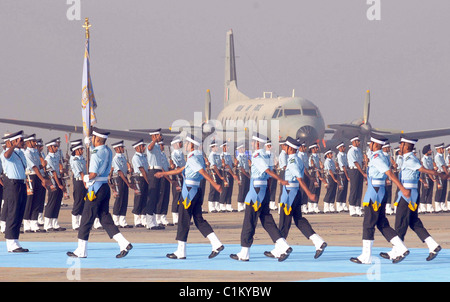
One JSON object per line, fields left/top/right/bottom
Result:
{"left": 1, "top": 186, "right": 449, "bottom": 283}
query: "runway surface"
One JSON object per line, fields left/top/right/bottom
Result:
{"left": 1, "top": 241, "right": 447, "bottom": 282}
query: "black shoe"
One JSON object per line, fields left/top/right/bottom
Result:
{"left": 263, "top": 251, "right": 275, "bottom": 258}
{"left": 116, "top": 243, "right": 133, "bottom": 258}
{"left": 166, "top": 253, "right": 186, "bottom": 260}
{"left": 379, "top": 252, "right": 390, "bottom": 260}
{"left": 392, "top": 250, "right": 409, "bottom": 264}
{"left": 350, "top": 257, "right": 363, "bottom": 264}
{"left": 135, "top": 224, "right": 144, "bottom": 228}
{"left": 314, "top": 242, "right": 327, "bottom": 259}
{"left": 25, "top": 230, "right": 33, "bottom": 233}
{"left": 278, "top": 253, "right": 290, "bottom": 262}
{"left": 46, "top": 228, "right": 55, "bottom": 232}
{"left": 426, "top": 246, "right": 442, "bottom": 261}
{"left": 11, "top": 247, "right": 29, "bottom": 253}
{"left": 286, "top": 247, "right": 293, "bottom": 254}
{"left": 54, "top": 227, "right": 66, "bottom": 232}
{"left": 208, "top": 245, "right": 224, "bottom": 259}
{"left": 229, "top": 254, "right": 249, "bottom": 261}
{"left": 67, "top": 251, "right": 83, "bottom": 258}
{"left": 122, "top": 225, "right": 133, "bottom": 228}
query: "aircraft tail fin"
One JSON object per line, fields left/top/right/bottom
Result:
{"left": 224, "top": 29, "right": 249, "bottom": 106}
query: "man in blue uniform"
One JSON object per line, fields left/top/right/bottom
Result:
{"left": 146, "top": 129, "right": 165, "bottom": 229}
{"left": 420, "top": 144, "right": 435, "bottom": 213}
{"left": 44, "top": 138, "right": 66, "bottom": 232}
{"left": 230, "top": 133, "right": 291, "bottom": 262}
{"left": 323, "top": 149, "right": 339, "bottom": 213}
{"left": 131, "top": 139, "right": 148, "bottom": 227}
{"left": 297, "top": 141, "right": 311, "bottom": 214}
{"left": 111, "top": 140, "right": 133, "bottom": 228}
{"left": 169, "top": 137, "right": 185, "bottom": 225}
{"left": 277, "top": 137, "right": 327, "bottom": 259}
{"left": 69, "top": 142, "right": 87, "bottom": 230}
{"left": 67, "top": 128, "right": 132, "bottom": 258}
{"left": 235, "top": 142, "right": 250, "bottom": 212}
{"left": 335, "top": 142, "right": 350, "bottom": 213}
{"left": 2, "top": 131, "right": 29, "bottom": 252}
{"left": 434, "top": 143, "right": 448, "bottom": 212}
{"left": 23, "top": 134, "right": 49, "bottom": 233}
{"left": 307, "top": 143, "right": 323, "bottom": 214}
{"left": 155, "top": 134, "right": 224, "bottom": 259}
{"left": 207, "top": 141, "right": 223, "bottom": 213}
{"left": 347, "top": 136, "right": 366, "bottom": 217}
{"left": 380, "top": 137, "right": 445, "bottom": 261}
{"left": 219, "top": 142, "right": 239, "bottom": 212}
{"left": 350, "top": 134, "right": 410, "bottom": 265}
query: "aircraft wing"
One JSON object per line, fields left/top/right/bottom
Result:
{"left": 0, "top": 118, "right": 179, "bottom": 143}
{"left": 382, "top": 128, "right": 450, "bottom": 143}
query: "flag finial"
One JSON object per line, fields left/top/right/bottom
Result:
{"left": 82, "top": 17, "right": 91, "bottom": 39}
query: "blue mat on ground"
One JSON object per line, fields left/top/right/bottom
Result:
{"left": 0, "top": 242, "right": 448, "bottom": 282}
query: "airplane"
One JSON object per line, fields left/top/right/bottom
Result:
{"left": 0, "top": 29, "right": 328, "bottom": 148}
{"left": 1, "top": 29, "right": 450, "bottom": 151}
{"left": 325, "top": 89, "right": 450, "bottom": 148}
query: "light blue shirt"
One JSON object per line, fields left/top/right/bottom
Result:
{"left": 70, "top": 155, "right": 86, "bottom": 178}
{"left": 400, "top": 152, "right": 421, "bottom": 182}
{"left": 324, "top": 157, "right": 336, "bottom": 173}
{"left": 171, "top": 149, "right": 186, "bottom": 168}
{"left": 147, "top": 144, "right": 164, "bottom": 169}
{"left": 250, "top": 149, "right": 270, "bottom": 180}
{"left": 368, "top": 150, "right": 390, "bottom": 180}
{"left": 435, "top": 153, "right": 445, "bottom": 172}
{"left": 160, "top": 150, "right": 169, "bottom": 171}
{"left": 46, "top": 152, "right": 61, "bottom": 178}
{"left": 112, "top": 153, "right": 128, "bottom": 175}
{"left": 266, "top": 150, "right": 275, "bottom": 169}
{"left": 309, "top": 153, "right": 320, "bottom": 169}
{"left": 132, "top": 152, "right": 148, "bottom": 174}
{"left": 297, "top": 151, "right": 309, "bottom": 169}
{"left": 89, "top": 144, "right": 113, "bottom": 178}
{"left": 184, "top": 150, "right": 205, "bottom": 181}
{"left": 284, "top": 153, "right": 304, "bottom": 182}
{"left": 236, "top": 152, "right": 249, "bottom": 172}
{"left": 278, "top": 150, "right": 287, "bottom": 169}
{"left": 24, "top": 148, "right": 44, "bottom": 175}
{"left": 220, "top": 152, "right": 233, "bottom": 169}
{"left": 4, "top": 149, "right": 26, "bottom": 180}
{"left": 337, "top": 151, "right": 348, "bottom": 171}
{"left": 208, "top": 151, "right": 222, "bottom": 169}
{"left": 347, "top": 146, "right": 363, "bottom": 168}
{"left": 421, "top": 155, "right": 433, "bottom": 170}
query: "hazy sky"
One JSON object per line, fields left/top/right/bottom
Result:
{"left": 1, "top": 0, "right": 450, "bottom": 150}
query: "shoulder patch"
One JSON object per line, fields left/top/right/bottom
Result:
{"left": 91, "top": 149, "right": 97, "bottom": 154}
{"left": 289, "top": 158, "right": 295, "bottom": 164}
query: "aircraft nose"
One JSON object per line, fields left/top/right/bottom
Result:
{"left": 296, "top": 126, "right": 318, "bottom": 144}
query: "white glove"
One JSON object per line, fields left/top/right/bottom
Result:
{"left": 83, "top": 175, "right": 90, "bottom": 183}
{"left": 84, "top": 136, "right": 91, "bottom": 146}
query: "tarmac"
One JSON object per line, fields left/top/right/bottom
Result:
{"left": 1, "top": 185, "right": 449, "bottom": 283}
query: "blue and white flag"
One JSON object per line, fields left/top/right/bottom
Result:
{"left": 81, "top": 37, "right": 97, "bottom": 138}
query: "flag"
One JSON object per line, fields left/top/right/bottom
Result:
{"left": 81, "top": 37, "right": 97, "bottom": 138}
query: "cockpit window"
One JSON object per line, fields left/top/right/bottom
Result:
{"left": 302, "top": 109, "right": 317, "bottom": 116}
{"left": 284, "top": 109, "right": 301, "bottom": 116}
{"left": 235, "top": 105, "right": 244, "bottom": 112}
{"left": 272, "top": 109, "right": 280, "bottom": 118}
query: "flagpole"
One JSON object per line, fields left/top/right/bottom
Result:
{"left": 82, "top": 17, "right": 92, "bottom": 172}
